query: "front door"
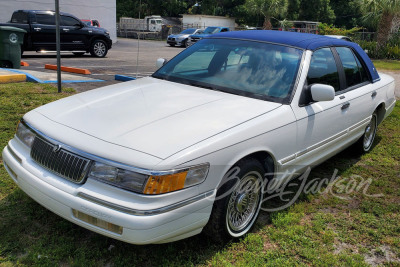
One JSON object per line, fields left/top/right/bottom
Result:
{"left": 292, "top": 48, "right": 349, "bottom": 169}
{"left": 60, "top": 15, "right": 87, "bottom": 50}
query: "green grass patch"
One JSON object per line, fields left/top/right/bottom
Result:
{"left": 0, "top": 83, "right": 399, "bottom": 266}
{"left": 372, "top": 60, "right": 400, "bottom": 71}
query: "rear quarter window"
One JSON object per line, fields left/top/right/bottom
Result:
{"left": 11, "top": 12, "right": 28, "bottom": 24}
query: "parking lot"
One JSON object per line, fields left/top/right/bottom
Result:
{"left": 20, "top": 38, "right": 185, "bottom": 92}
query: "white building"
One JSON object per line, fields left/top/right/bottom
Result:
{"left": 182, "top": 15, "right": 235, "bottom": 30}
{"left": 0, "top": 0, "right": 117, "bottom": 42}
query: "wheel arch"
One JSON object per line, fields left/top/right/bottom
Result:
{"left": 89, "top": 36, "right": 110, "bottom": 47}
{"left": 225, "top": 150, "right": 277, "bottom": 181}
{"left": 375, "top": 102, "right": 386, "bottom": 125}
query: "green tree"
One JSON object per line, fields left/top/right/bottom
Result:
{"left": 361, "top": 0, "right": 400, "bottom": 49}
{"left": 287, "top": 0, "right": 300, "bottom": 20}
{"left": 330, "top": 0, "right": 363, "bottom": 28}
{"left": 299, "top": 0, "right": 336, "bottom": 23}
{"left": 245, "top": 0, "right": 288, "bottom": 29}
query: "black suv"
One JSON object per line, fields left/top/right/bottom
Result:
{"left": 0, "top": 10, "right": 112, "bottom": 57}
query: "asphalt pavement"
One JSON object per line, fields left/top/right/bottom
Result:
{"left": 20, "top": 38, "right": 185, "bottom": 92}
{"left": 16, "top": 38, "right": 400, "bottom": 98}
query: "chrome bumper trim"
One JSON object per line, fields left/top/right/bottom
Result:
{"left": 77, "top": 190, "right": 215, "bottom": 216}
{"left": 7, "top": 145, "right": 22, "bottom": 164}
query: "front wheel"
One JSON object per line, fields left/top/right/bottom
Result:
{"left": 90, "top": 40, "right": 108, "bottom": 58}
{"left": 204, "top": 158, "right": 265, "bottom": 242}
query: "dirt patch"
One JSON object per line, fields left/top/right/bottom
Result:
{"left": 364, "top": 245, "right": 400, "bottom": 266}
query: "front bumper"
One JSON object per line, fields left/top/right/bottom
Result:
{"left": 167, "top": 39, "right": 185, "bottom": 46}
{"left": 2, "top": 139, "right": 214, "bottom": 244}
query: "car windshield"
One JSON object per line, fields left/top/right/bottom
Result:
{"left": 204, "top": 27, "right": 219, "bottom": 34}
{"left": 153, "top": 39, "right": 303, "bottom": 103}
{"left": 181, "top": 29, "right": 196, "bottom": 34}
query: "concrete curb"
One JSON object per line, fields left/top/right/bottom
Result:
{"left": 0, "top": 70, "right": 26, "bottom": 83}
{"left": 45, "top": 64, "right": 91, "bottom": 75}
{"left": 2, "top": 68, "right": 104, "bottom": 84}
{"left": 115, "top": 75, "right": 136, "bottom": 82}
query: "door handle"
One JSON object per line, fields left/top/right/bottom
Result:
{"left": 34, "top": 27, "right": 41, "bottom": 31}
{"left": 341, "top": 102, "right": 350, "bottom": 110}
{"left": 339, "top": 95, "right": 345, "bottom": 100}
{"left": 62, "top": 28, "right": 70, "bottom": 32}
{"left": 371, "top": 91, "right": 377, "bottom": 98}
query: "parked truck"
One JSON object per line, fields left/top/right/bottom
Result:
{"left": 0, "top": 10, "right": 112, "bottom": 57}
{"left": 119, "top": 15, "right": 163, "bottom": 32}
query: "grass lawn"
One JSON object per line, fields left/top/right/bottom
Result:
{"left": 372, "top": 60, "right": 400, "bottom": 71}
{"left": 0, "top": 83, "right": 399, "bottom": 266}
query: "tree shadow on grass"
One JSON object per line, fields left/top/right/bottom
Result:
{"left": 254, "top": 141, "right": 378, "bottom": 229}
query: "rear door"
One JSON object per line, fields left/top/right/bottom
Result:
{"left": 333, "top": 46, "right": 377, "bottom": 138}
{"left": 30, "top": 12, "right": 57, "bottom": 51}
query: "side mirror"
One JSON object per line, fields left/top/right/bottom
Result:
{"left": 156, "top": 58, "right": 168, "bottom": 68}
{"left": 310, "top": 84, "right": 335, "bottom": 102}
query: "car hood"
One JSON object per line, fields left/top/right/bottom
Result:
{"left": 34, "top": 77, "right": 281, "bottom": 159}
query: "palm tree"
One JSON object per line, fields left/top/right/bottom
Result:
{"left": 362, "top": 0, "right": 400, "bottom": 49}
{"left": 245, "top": 0, "right": 288, "bottom": 30}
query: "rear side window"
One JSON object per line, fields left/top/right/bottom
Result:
{"left": 11, "top": 12, "right": 28, "bottom": 24}
{"left": 36, "top": 14, "right": 55, "bottom": 25}
{"left": 336, "top": 47, "right": 369, "bottom": 88}
{"left": 307, "top": 48, "right": 340, "bottom": 91}
{"left": 61, "top": 16, "right": 81, "bottom": 27}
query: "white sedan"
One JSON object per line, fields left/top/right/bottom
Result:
{"left": 3, "top": 31, "right": 396, "bottom": 244}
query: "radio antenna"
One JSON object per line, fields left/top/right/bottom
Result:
{"left": 135, "top": 0, "right": 141, "bottom": 79}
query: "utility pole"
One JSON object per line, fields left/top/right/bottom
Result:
{"left": 135, "top": 0, "right": 141, "bottom": 79}
{"left": 55, "top": 0, "right": 62, "bottom": 92}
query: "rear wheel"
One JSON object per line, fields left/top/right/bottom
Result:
{"left": 204, "top": 158, "right": 265, "bottom": 242}
{"left": 90, "top": 40, "right": 108, "bottom": 58}
{"left": 355, "top": 112, "right": 378, "bottom": 153}
{"left": 0, "top": 60, "right": 13, "bottom": 68}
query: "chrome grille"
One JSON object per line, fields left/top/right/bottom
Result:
{"left": 30, "top": 137, "right": 91, "bottom": 183}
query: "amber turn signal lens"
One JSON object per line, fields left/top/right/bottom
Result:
{"left": 143, "top": 171, "right": 188, "bottom": 194}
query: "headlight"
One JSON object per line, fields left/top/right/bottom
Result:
{"left": 89, "top": 162, "right": 148, "bottom": 193}
{"left": 16, "top": 121, "right": 36, "bottom": 148}
{"left": 89, "top": 162, "right": 209, "bottom": 194}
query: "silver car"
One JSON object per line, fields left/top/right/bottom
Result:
{"left": 167, "top": 28, "right": 202, "bottom": 47}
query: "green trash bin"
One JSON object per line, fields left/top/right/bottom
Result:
{"left": 0, "top": 26, "right": 26, "bottom": 69}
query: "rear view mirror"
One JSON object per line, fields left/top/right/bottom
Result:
{"left": 156, "top": 58, "right": 168, "bottom": 68}
{"left": 310, "top": 84, "right": 335, "bottom": 102}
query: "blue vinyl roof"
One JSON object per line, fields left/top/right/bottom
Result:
{"left": 207, "top": 30, "right": 380, "bottom": 82}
